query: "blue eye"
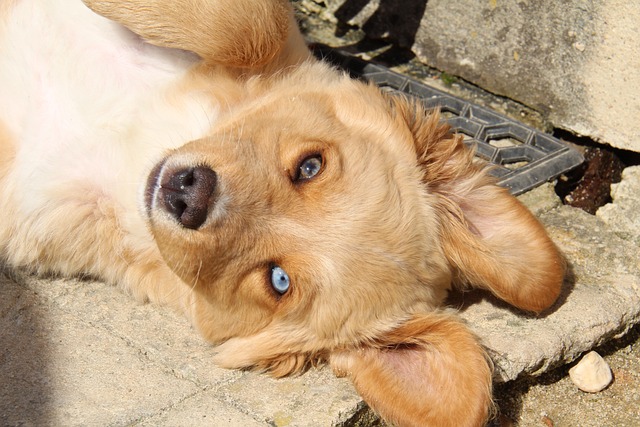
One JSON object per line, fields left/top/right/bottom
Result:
{"left": 297, "top": 155, "right": 323, "bottom": 180}
{"left": 270, "top": 266, "right": 290, "bottom": 294}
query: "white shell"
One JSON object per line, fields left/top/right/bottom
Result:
{"left": 569, "top": 351, "right": 613, "bottom": 393}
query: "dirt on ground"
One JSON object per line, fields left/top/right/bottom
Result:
{"left": 494, "top": 324, "right": 640, "bottom": 427}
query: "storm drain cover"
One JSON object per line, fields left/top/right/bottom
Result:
{"left": 316, "top": 48, "right": 584, "bottom": 195}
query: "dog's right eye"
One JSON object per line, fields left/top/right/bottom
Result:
{"left": 295, "top": 155, "right": 323, "bottom": 181}
{"left": 270, "top": 265, "right": 290, "bottom": 294}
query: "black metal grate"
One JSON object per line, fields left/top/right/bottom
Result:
{"left": 315, "top": 48, "right": 584, "bottom": 195}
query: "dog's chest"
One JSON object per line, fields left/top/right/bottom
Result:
{"left": 0, "top": 0, "right": 217, "bottom": 215}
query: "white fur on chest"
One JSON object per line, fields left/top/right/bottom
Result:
{"left": 0, "top": 0, "right": 218, "bottom": 216}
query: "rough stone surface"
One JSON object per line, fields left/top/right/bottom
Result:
{"left": 0, "top": 273, "right": 362, "bottom": 426}
{"left": 312, "top": 0, "right": 640, "bottom": 153}
{"left": 597, "top": 165, "right": 640, "bottom": 246}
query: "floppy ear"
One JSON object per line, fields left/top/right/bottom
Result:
{"left": 391, "top": 97, "right": 565, "bottom": 313}
{"left": 329, "top": 312, "right": 492, "bottom": 427}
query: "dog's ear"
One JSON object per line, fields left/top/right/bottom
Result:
{"left": 390, "top": 96, "right": 565, "bottom": 313}
{"left": 329, "top": 312, "right": 492, "bottom": 427}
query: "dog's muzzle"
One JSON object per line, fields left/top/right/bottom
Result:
{"left": 145, "top": 162, "right": 218, "bottom": 230}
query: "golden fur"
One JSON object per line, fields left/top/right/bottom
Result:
{"left": 0, "top": 1, "right": 565, "bottom": 425}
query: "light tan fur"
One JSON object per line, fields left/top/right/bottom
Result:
{"left": 0, "top": 1, "right": 566, "bottom": 426}
{"left": 83, "top": 0, "right": 310, "bottom": 71}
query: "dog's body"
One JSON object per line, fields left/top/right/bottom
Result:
{"left": 0, "top": 1, "right": 565, "bottom": 426}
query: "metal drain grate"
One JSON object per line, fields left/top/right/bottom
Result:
{"left": 315, "top": 48, "right": 584, "bottom": 195}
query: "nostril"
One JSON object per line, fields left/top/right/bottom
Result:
{"left": 164, "top": 194, "right": 188, "bottom": 219}
{"left": 168, "top": 168, "right": 195, "bottom": 190}
{"left": 160, "top": 166, "right": 217, "bottom": 229}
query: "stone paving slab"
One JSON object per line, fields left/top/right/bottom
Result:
{"left": 597, "top": 165, "right": 640, "bottom": 246}
{"left": 0, "top": 278, "right": 199, "bottom": 426}
{"left": 137, "top": 389, "right": 265, "bottom": 427}
{"left": 0, "top": 271, "right": 363, "bottom": 426}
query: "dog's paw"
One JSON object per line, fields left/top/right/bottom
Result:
{"left": 82, "top": 0, "right": 291, "bottom": 68}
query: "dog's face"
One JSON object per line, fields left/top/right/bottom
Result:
{"left": 144, "top": 65, "right": 564, "bottom": 383}
{"left": 145, "top": 71, "right": 452, "bottom": 359}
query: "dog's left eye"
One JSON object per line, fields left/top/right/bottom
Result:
{"left": 270, "top": 265, "right": 290, "bottom": 294}
{"left": 296, "top": 155, "right": 323, "bottom": 181}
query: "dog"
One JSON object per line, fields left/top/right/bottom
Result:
{"left": 0, "top": 1, "right": 565, "bottom": 425}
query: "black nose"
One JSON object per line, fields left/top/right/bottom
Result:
{"left": 159, "top": 166, "right": 217, "bottom": 229}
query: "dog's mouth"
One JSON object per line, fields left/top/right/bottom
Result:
{"left": 144, "top": 158, "right": 218, "bottom": 230}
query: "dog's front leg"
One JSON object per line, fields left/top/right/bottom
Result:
{"left": 82, "top": 0, "right": 310, "bottom": 71}
{"left": 106, "top": 252, "right": 199, "bottom": 316}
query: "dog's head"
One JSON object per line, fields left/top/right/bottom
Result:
{"left": 144, "top": 62, "right": 564, "bottom": 426}
{"left": 145, "top": 65, "right": 453, "bottom": 345}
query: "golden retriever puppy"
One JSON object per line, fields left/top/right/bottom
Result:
{"left": 0, "top": 0, "right": 565, "bottom": 425}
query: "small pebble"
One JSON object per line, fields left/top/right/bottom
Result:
{"left": 573, "top": 41, "right": 586, "bottom": 51}
{"left": 569, "top": 351, "right": 613, "bottom": 393}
